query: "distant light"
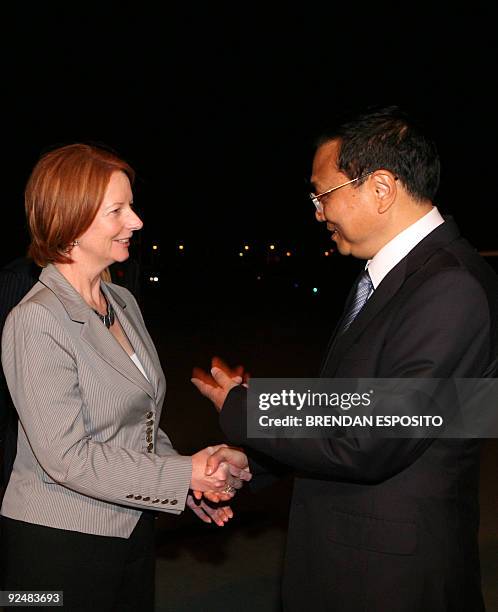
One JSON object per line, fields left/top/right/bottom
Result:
{"left": 312, "top": 287, "right": 319, "bottom": 294}
{"left": 324, "top": 251, "right": 330, "bottom": 257}
{"left": 152, "top": 245, "right": 158, "bottom": 250}
{"left": 244, "top": 245, "right": 250, "bottom": 251}
{"left": 269, "top": 244, "right": 275, "bottom": 250}
{"left": 286, "top": 251, "right": 291, "bottom": 257}
{"left": 293, "top": 283, "right": 299, "bottom": 288}
{"left": 153, "top": 276, "right": 159, "bottom": 282}
{"left": 149, "top": 276, "right": 154, "bottom": 282}
{"left": 239, "top": 252, "right": 244, "bottom": 257}
{"left": 178, "top": 245, "right": 184, "bottom": 251}
{"left": 257, "top": 275, "right": 261, "bottom": 280}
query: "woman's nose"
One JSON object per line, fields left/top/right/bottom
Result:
{"left": 128, "top": 210, "right": 143, "bottom": 230}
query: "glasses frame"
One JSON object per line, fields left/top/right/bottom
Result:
{"left": 310, "top": 171, "right": 374, "bottom": 213}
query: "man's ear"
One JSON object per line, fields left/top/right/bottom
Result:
{"left": 371, "top": 171, "right": 397, "bottom": 214}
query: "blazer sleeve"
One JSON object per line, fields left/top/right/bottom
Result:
{"left": 1, "top": 301, "right": 193, "bottom": 512}
{"left": 220, "top": 268, "right": 493, "bottom": 483}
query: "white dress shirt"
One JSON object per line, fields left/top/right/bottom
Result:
{"left": 366, "top": 207, "right": 445, "bottom": 292}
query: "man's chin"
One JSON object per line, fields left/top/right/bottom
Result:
{"left": 334, "top": 241, "right": 352, "bottom": 256}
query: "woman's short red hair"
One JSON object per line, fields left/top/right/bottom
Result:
{"left": 25, "top": 143, "right": 135, "bottom": 267}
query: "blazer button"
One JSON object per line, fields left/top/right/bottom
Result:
{"left": 134, "top": 495, "right": 142, "bottom": 500}
{"left": 143, "top": 496, "right": 150, "bottom": 501}
{"left": 126, "top": 494, "right": 134, "bottom": 499}
{"left": 170, "top": 499, "right": 178, "bottom": 505}
{"left": 147, "top": 443, "right": 154, "bottom": 452}
{"left": 152, "top": 498, "right": 159, "bottom": 503}
{"left": 146, "top": 411, "right": 153, "bottom": 419}
{"left": 146, "top": 435, "right": 153, "bottom": 443}
{"left": 161, "top": 499, "right": 169, "bottom": 504}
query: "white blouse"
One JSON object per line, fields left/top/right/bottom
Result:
{"left": 130, "top": 352, "right": 150, "bottom": 382}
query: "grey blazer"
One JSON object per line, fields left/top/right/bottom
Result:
{"left": 1, "top": 264, "right": 192, "bottom": 538}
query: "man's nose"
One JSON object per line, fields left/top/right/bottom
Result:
{"left": 315, "top": 209, "right": 325, "bottom": 223}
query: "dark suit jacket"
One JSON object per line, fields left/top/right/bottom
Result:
{"left": 220, "top": 219, "right": 498, "bottom": 612}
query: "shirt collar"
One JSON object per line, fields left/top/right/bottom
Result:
{"left": 366, "top": 207, "right": 445, "bottom": 289}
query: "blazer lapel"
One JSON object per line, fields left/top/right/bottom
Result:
{"left": 103, "top": 284, "right": 161, "bottom": 398}
{"left": 321, "top": 218, "right": 462, "bottom": 376}
{"left": 38, "top": 264, "right": 156, "bottom": 400}
{"left": 80, "top": 315, "right": 156, "bottom": 399}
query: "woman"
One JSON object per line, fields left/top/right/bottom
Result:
{"left": 0, "top": 144, "right": 250, "bottom": 610}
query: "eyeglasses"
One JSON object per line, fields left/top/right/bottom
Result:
{"left": 309, "top": 171, "right": 374, "bottom": 214}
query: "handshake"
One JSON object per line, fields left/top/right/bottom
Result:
{"left": 188, "top": 444, "right": 252, "bottom": 527}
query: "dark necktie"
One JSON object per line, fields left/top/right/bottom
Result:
{"left": 339, "top": 269, "right": 374, "bottom": 334}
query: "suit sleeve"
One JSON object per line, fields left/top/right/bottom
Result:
{"left": 220, "top": 269, "right": 492, "bottom": 483}
{"left": 1, "top": 302, "right": 192, "bottom": 513}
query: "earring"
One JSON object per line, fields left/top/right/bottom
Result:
{"left": 71, "top": 240, "right": 80, "bottom": 247}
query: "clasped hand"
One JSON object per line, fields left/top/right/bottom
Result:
{"left": 188, "top": 443, "right": 251, "bottom": 526}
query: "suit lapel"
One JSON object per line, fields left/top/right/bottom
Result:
{"left": 103, "top": 285, "right": 161, "bottom": 398}
{"left": 39, "top": 264, "right": 156, "bottom": 400}
{"left": 319, "top": 269, "right": 364, "bottom": 374}
{"left": 80, "top": 315, "right": 156, "bottom": 399}
{"left": 321, "top": 218, "right": 461, "bottom": 376}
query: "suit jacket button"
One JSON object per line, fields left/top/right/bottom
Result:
{"left": 170, "top": 499, "right": 178, "bottom": 505}
{"left": 152, "top": 498, "right": 160, "bottom": 503}
{"left": 143, "top": 496, "right": 150, "bottom": 501}
{"left": 126, "top": 494, "right": 134, "bottom": 499}
{"left": 146, "top": 411, "right": 153, "bottom": 419}
{"left": 134, "top": 495, "right": 142, "bottom": 500}
{"left": 161, "top": 499, "right": 169, "bottom": 504}
{"left": 147, "top": 443, "right": 154, "bottom": 452}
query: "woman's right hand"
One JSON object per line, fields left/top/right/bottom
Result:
{"left": 190, "top": 445, "right": 230, "bottom": 493}
{"left": 190, "top": 444, "right": 251, "bottom": 495}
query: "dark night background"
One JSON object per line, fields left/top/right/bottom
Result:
{"left": 1, "top": 4, "right": 497, "bottom": 610}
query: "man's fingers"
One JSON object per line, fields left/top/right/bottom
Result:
{"left": 191, "top": 366, "right": 215, "bottom": 386}
{"left": 210, "top": 366, "right": 235, "bottom": 388}
{"left": 228, "top": 466, "right": 252, "bottom": 481}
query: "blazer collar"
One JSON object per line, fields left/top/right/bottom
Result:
{"left": 38, "top": 264, "right": 156, "bottom": 400}
{"left": 38, "top": 264, "right": 127, "bottom": 323}
{"left": 321, "top": 217, "right": 461, "bottom": 375}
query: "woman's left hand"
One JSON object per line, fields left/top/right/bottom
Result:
{"left": 186, "top": 494, "right": 234, "bottom": 527}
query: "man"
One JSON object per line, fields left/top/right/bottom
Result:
{"left": 193, "top": 107, "right": 498, "bottom": 611}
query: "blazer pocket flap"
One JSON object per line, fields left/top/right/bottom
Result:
{"left": 328, "top": 508, "right": 417, "bottom": 555}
